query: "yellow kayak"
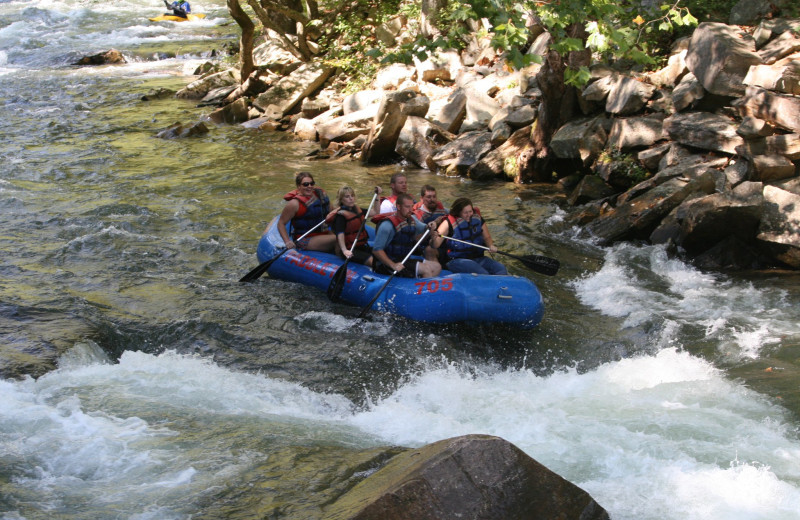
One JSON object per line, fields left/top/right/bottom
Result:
{"left": 149, "top": 13, "right": 206, "bottom": 22}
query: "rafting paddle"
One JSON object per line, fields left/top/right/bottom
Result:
{"left": 441, "top": 235, "right": 560, "bottom": 276}
{"left": 239, "top": 220, "right": 326, "bottom": 283}
{"left": 358, "top": 229, "right": 430, "bottom": 318}
{"left": 327, "top": 191, "right": 379, "bottom": 302}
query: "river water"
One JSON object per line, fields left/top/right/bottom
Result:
{"left": 2, "top": 1, "right": 800, "bottom": 519}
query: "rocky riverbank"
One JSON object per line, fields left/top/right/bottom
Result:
{"left": 157, "top": 14, "right": 800, "bottom": 273}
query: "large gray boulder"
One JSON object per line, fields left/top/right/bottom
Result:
{"left": 317, "top": 105, "right": 380, "bottom": 148}
{"left": 743, "top": 61, "right": 800, "bottom": 95}
{"left": 430, "top": 131, "right": 493, "bottom": 176}
{"left": 395, "top": 116, "right": 454, "bottom": 169}
{"left": 468, "top": 126, "right": 533, "bottom": 181}
{"left": 323, "top": 435, "right": 609, "bottom": 520}
{"left": 550, "top": 116, "right": 611, "bottom": 165}
{"left": 663, "top": 111, "right": 744, "bottom": 154}
{"left": 667, "top": 182, "right": 764, "bottom": 256}
{"left": 252, "top": 62, "right": 336, "bottom": 117}
{"left": 585, "top": 169, "right": 717, "bottom": 244}
{"left": 607, "top": 114, "right": 666, "bottom": 151}
{"left": 757, "top": 184, "right": 800, "bottom": 267}
{"left": 734, "top": 86, "right": 800, "bottom": 133}
{"left": 430, "top": 87, "right": 467, "bottom": 134}
{"left": 362, "top": 90, "right": 429, "bottom": 164}
{"left": 177, "top": 68, "right": 240, "bottom": 100}
{"left": 685, "top": 22, "right": 762, "bottom": 97}
{"left": 605, "top": 75, "right": 657, "bottom": 115}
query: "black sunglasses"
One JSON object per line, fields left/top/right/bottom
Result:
{"left": 301, "top": 181, "right": 315, "bottom": 187}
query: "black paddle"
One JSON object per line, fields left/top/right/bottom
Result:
{"left": 442, "top": 235, "right": 559, "bottom": 276}
{"left": 327, "top": 191, "right": 379, "bottom": 302}
{"left": 358, "top": 229, "right": 430, "bottom": 318}
{"left": 239, "top": 220, "right": 326, "bottom": 283}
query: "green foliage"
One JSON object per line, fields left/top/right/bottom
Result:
{"left": 315, "top": 0, "right": 403, "bottom": 90}
{"left": 380, "top": 0, "right": 699, "bottom": 85}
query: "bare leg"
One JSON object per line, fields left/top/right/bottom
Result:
{"left": 417, "top": 260, "right": 441, "bottom": 278}
{"left": 303, "top": 234, "right": 337, "bottom": 253}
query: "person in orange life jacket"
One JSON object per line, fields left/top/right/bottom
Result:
{"left": 372, "top": 193, "right": 442, "bottom": 279}
{"left": 431, "top": 197, "right": 508, "bottom": 275}
{"left": 163, "top": 0, "right": 191, "bottom": 17}
{"left": 378, "top": 172, "right": 411, "bottom": 214}
{"left": 326, "top": 185, "right": 382, "bottom": 267}
{"left": 277, "top": 172, "right": 336, "bottom": 252}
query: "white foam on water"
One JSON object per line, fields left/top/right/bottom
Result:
{"left": 571, "top": 242, "right": 796, "bottom": 359}
{"left": 349, "top": 348, "right": 800, "bottom": 520}
{"left": 2, "top": 347, "right": 800, "bottom": 519}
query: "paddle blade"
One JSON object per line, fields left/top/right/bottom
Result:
{"left": 327, "top": 261, "right": 349, "bottom": 302}
{"left": 520, "top": 254, "right": 560, "bottom": 276}
{"left": 239, "top": 252, "right": 282, "bottom": 283}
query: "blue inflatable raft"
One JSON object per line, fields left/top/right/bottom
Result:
{"left": 255, "top": 217, "right": 545, "bottom": 328}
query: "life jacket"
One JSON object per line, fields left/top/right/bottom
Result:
{"left": 379, "top": 194, "right": 415, "bottom": 213}
{"left": 412, "top": 200, "right": 447, "bottom": 224}
{"left": 326, "top": 205, "right": 368, "bottom": 249}
{"left": 378, "top": 194, "right": 398, "bottom": 213}
{"left": 284, "top": 188, "right": 330, "bottom": 239}
{"left": 445, "top": 208, "right": 485, "bottom": 259}
{"left": 371, "top": 213, "right": 418, "bottom": 262}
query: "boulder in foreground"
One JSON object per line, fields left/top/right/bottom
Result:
{"left": 323, "top": 434, "right": 609, "bottom": 520}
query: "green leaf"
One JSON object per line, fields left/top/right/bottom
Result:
{"left": 564, "top": 66, "right": 592, "bottom": 87}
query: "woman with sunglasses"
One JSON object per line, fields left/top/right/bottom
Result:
{"left": 277, "top": 172, "right": 336, "bottom": 252}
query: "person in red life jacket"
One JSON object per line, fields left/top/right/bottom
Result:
{"left": 411, "top": 184, "right": 448, "bottom": 225}
{"left": 326, "top": 185, "right": 381, "bottom": 267}
{"left": 372, "top": 193, "right": 442, "bottom": 279}
{"left": 378, "top": 172, "right": 410, "bottom": 214}
{"left": 431, "top": 197, "right": 508, "bottom": 275}
{"left": 277, "top": 172, "right": 336, "bottom": 252}
{"left": 412, "top": 184, "right": 449, "bottom": 263}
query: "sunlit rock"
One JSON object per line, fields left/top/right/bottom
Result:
{"left": 323, "top": 435, "right": 609, "bottom": 520}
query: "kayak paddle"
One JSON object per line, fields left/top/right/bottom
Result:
{"left": 441, "top": 235, "right": 559, "bottom": 276}
{"left": 239, "top": 220, "right": 326, "bottom": 283}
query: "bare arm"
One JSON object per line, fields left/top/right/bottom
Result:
{"left": 431, "top": 219, "right": 449, "bottom": 249}
{"left": 277, "top": 200, "right": 299, "bottom": 248}
{"left": 482, "top": 223, "right": 497, "bottom": 253}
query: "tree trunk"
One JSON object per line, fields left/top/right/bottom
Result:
{"left": 246, "top": 0, "right": 310, "bottom": 61}
{"left": 517, "top": 23, "right": 590, "bottom": 183}
{"left": 421, "top": 0, "right": 448, "bottom": 38}
{"left": 227, "top": 0, "right": 255, "bottom": 81}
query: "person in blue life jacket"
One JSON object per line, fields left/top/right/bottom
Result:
{"left": 326, "top": 185, "right": 381, "bottom": 267}
{"left": 431, "top": 197, "right": 508, "bottom": 275}
{"left": 371, "top": 193, "right": 442, "bottom": 279}
{"left": 163, "top": 0, "right": 191, "bottom": 18}
{"left": 277, "top": 172, "right": 336, "bottom": 252}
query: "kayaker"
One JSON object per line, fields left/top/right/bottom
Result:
{"left": 378, "top": 173, "right": 412, "bottom": 214}
{"left": 277, "top": 172, "right": 336, "bottom": 252}
{"left": 431, "top": 197, "right": 508, "bottom": 275}
{"left": 371, "top": 193, "right": 441, "bottom": 278}
{"left": 163, "top": 0, "right": 191, "bottom": 18}
{"left": 326, "top": 186, "right": 381, "bottom": 267}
